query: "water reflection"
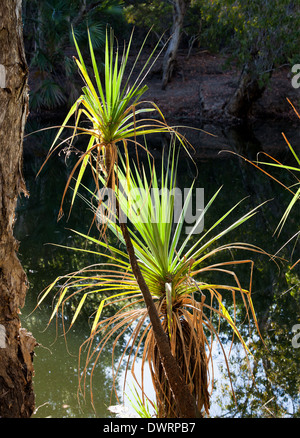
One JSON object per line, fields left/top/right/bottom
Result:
{"left": 17, "top": 119, "right": 299, "bottom": 418}
{"left": 22, "top": 308, "right": 118, "bottom": 418}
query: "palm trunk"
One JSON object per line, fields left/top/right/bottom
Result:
{"left": 104, "top": 147, "right": 200, "bottom": 417}
{"left": 105, "top": 143, "right": 116, "bottom": 191}
{"left": 118, "top": 219, "right": 200, "bottom": 418}
{"left": 0, "top": 0, "right": 36, "bottom": 417}
{"left": 149, "top": 308, "right": 209, "bottom": 418}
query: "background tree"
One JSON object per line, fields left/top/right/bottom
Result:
{"left": 23, "top": 0, "right": 127, "bottom": 111}
{"left": 0, "top": 0, "right": 36, "bottom": 418}
{"left": 125, "top": 0, "right": 299, "bottom": 117}
{"left": 124, "top": 0, "right": 172, "bottom": 44}
{"left": 161, "top": 0, "right": 191, "bottom": 89}
{"left": 222, "top": 0, "right": 300, "bottom": 118}
{"left": 125, "top": 0, "right": 192, "bottom": 89}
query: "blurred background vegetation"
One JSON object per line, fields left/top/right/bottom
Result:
{"left": 19, "top": 0, "right": 299, "bottom": 417}
{"left": 22, "top": 0, "right": 300, "bottom": 113}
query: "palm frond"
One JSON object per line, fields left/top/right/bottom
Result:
{"left": 223, "top": 99, "right": 299, "bottom": 267}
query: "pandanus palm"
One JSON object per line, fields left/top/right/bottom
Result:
{"left": 40, "top": 27, "right": 190, "bottom": 214}
{"left": 38, "top": 145, "right": 268, "bottom": 417}
{"left": 39, "top": 28, "right": 200, "bottom": 417}
{"left": 94, "top": 147, "right": 268, "bottom": 417}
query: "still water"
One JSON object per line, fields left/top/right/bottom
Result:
{"left": 16, "top": 118, "right": 299, "bottom": 418}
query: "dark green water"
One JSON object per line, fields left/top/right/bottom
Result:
{"left": 16, "top": 118, "right": 299, "bottom": 418}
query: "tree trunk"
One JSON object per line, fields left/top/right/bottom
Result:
{"left": 119, "top": 220, "right": 201, "bottom": 418}
{"left": 0, "top": 0, "right": 36, "bottom": 418}
{"left": 101, "top": 148, "right": 200, "bottom": 417}
{"left": 161, "top": 0, "right": 190, "bottom": 90}
{"left": 225, "top": 53, "right": 273, "bottom": 119}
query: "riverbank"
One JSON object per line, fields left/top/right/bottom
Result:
{"left": 25, "top": 49, "right": 299, "bottom": 161}
{"left": 126, "top": 49, "right": 300, "bottom": 160}
{"left": 140, "top": 49, "right": 299, "bottom": 126}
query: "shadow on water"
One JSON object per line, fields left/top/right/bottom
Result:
{"left": 16, "top": 118, "right": 299, "bottom": 418}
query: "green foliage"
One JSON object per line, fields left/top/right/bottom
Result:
{"left": 125, "top": 384, "right": 158, "bottom": 418}
{"left": 36, "top": 21, "right": 282, "bottom": 416}
{"left": 233, "top": 100, "right": 300, "bottom": 268}
{"left": 37, "top": 140, "right": 270, "bottom": 415}
{"left": 200, "top": 0, "right": 299, "bottom": 65}
{"left": 124, "top": 0, "right": 299, "bottom": 74}
{"left": 38, "top": 26, "right": 190, "bottom": 223}
{"left": 256, "top": 102, "right": 300, "bottom": 267}
{"left": 23, "top": 0, "right": 300, "bottom": 110}
{"left": 185, "top": 0, "right": 235, "bottom": 52}
{"left": 124, "top": 1, "right": 172, "bottom": 37}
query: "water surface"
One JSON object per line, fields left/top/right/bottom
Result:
{"left": 17, "top": 119, "right": 300, "bottom": 418}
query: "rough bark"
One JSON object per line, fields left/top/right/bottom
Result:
{"left": 102, "top": 139, "right": 200, "bottom": 417}
{"left": 104, "top": 155, "right": 200, "bottom": 417}
{"left": 119, "top": 220, "right": 201, "bottom": 418}
{"left": 161, "top": 0, "right": 190, "bottom": 90}
{"left": 0, "top": 0, "right": 36, "bottom": 418}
